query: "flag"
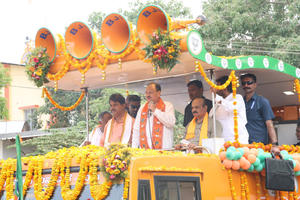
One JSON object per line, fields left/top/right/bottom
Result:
{"left": 14, "top": 134, "right": 23, "bottom": 200}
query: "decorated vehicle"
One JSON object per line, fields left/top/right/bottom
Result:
{"left": 2, "top": 4, "right": 300, "bottom": 200}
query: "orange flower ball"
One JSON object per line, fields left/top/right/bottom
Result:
{"left": 232, "top": 160, "right": 240, "bottom": 170}
{"left": 249, "top": 148, "right": 258, "bottom": 156}
{"left": 295, "top": 160, "right": 300, "bottom": 171}
{"left": 242, "top": 147, "right": 249, "bottom": 158}
{"left": 241, "top": 160, "right": 251, "bottom": 170}
{"left": 247, "top": 154, "right": 257, "bottom": 164}
{"left": 219, "top": 152, "right": 226, "bottom": 161}
{"left": 239, "top": 157, "right": 247, "bottom": 167}
{"left": 223, "top": 159, "right": 233, "bottom": 169}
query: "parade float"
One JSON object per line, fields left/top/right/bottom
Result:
{"left": 2, "top": 4, "right": 300, "bottom": 200}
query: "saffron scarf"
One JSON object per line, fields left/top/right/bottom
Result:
{"left": 91, "top": 125, "right": 101, "bottom": 138}
{"left": 104, "top": 112, "right": 132, "bottom": 146}
{"left": 140, "top": 98, "right": 165, "bottom": 149}
{"left": 186, "top": 112, "right": 208, "bottom": 146}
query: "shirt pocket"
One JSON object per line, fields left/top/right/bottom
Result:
{"left": 247, "top": 108, "right": 262, "bottom": 121}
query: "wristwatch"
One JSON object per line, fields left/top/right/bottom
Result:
{"left": 272, "top": 142, "right": 279, "bottom": 146}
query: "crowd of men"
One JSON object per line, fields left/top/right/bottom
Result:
{"left": 82, "top": 73, "right": 282, "bottom": 155}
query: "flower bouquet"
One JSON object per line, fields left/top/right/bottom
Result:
{"left": 25, "top": 47, "right": 50, "bottom": 87}
{"left": 100, "top": 143, "right": 131, "bottom": 183}
{"left": 143, "top": 28, "right": 181, "bottom": 72}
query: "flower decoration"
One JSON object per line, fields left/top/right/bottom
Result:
{"left": 25, "top": 46, "right": 50, "bottom": 87}
{"left": 143, "top": 28, "right": 181, "bottom": 73}
{"left": 100, "top": 143, "right": 132, "bottom": 183}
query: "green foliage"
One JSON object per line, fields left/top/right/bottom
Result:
{"left": 25, "top": 47, "right": 50, "bottom": 87}
{"left": 0, "top": 62, "right": 12, "bottom": 121}
{"left": 87, "top": 11, "right": 107, "bottom": 33}
{"left": 143, "top": 28, "right": 182, "bottom": 72}
{"left": 7, "top": 125, "right": 86, "bottom": 157}
{"left": 118, "top": 0, "right": 192, "bottom": 24}
{"left": 198, "top": 0, "right": 300, "bottom": 68}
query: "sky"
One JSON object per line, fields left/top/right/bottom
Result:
{"left": 0, "top": 0, "right": 203, "bottom": 64}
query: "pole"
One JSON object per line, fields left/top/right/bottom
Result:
{"left": 85, "top": 88, "right": 89, "bottom": 142}
{"left": 209, "top": 69, "right": 216, "bottom": 138}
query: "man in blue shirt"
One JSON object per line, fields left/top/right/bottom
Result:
{"left": 241, "top": 73, "right": 280, "bottom": 155}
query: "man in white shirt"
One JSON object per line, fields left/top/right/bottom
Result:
{"left": 132, "top": 82, "right": 176, "bottom": 149}
{"left": 81, "top": 111, "right": 112, "bottom": 146}
{"left": 210, "top": 76, "right": 249, "bottom": 144}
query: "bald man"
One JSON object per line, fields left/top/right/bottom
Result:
{"left": 175, "top": 98, "right": 222, "bottom": 151}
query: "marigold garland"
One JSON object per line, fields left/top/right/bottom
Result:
{"left": 227, "top": 169, "right": 237, "bottom": 200}
{"left": 255, "top": 173, "right": 261, "bottom": 200}
{"left": 241, "top": 172, "right": 250, "bottom": 200}
{"left": 42, "top": 87, "right": 85, "bottom": 111}
{"left": 294, "top": 79, "right": 300, "bottom": 102}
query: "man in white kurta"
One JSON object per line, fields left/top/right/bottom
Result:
{"left": 209, "top": 76, "right": 249, "bottom": 144}
{"left": 81, "top": 111, "right": 112, "bottom": 146}
{"left": 132, "top": 83, "right": 176, "bottom": 149}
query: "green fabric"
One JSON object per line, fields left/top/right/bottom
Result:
{"left": 15, "top": 134, "right": 23, "bottom": 200}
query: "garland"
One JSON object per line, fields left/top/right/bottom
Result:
{"left": 25, "top": 46, "right": 50, "bottom": 87}
{"left": 227, "top": 169, "right": 237, "bottom": 200}
{"left": 255, "top": 173, "right": 261, "bottom": 200}
{"left": 294, "top": 79, "right": 300, "bottom": 102}
{"left": 42, "top": 87, "right": 85, "bottom": 111}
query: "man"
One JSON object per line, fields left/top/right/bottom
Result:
{"left": 184, "top": 80, "right": 213, "bottom": 127}
{"left": 132, "top": 83, "right": 176, "bottom": 149}
{"left": 294, "top": 123, "right": 300, "bottom": 146}
{"left": 125, "top": 95, "right": 132, "bottom": 113}
{"left": 99, "top": 93, "right": 135, "bottom": 147}
{"left": 175, "top": 98, "right": 222, "bottom": 150}
{"left": 241, "top": 73, "right": 280, "bottom": 155}
{"left": 81, "top": 111, "right": 112, "bottom": 146}
{"left": 210, "top": 76, "right": 249, "bottom": 144}
{"left": 128, "top": 95, "right": 141, "bottom": 118}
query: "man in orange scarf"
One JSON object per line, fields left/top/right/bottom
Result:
{"left": 175, "top": 98, "right": 222, "bottom": 151}
{"left": 132, "top": 83, "right": 176, "bottom": 149}
{"left": 81, "top": 111, "right": 112, "bottom": 146}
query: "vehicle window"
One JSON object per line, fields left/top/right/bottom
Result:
{"left": 154, "top": 176, "right": 201, "bottom": 200}
{"left": 138, "top": 179, "right": 151, "bottom": 200}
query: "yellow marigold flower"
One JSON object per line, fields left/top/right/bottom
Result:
{"left": 168, "top": 46, "right": 175, "bottom": 53}
{"left": 35, "top": 69, "right": 42, "bottom": 76}
{"left": 168, "top": 55, "right": 173, "bottom": 59}
{"left": 153, "top": 43, "right": 161, "bottom": 49}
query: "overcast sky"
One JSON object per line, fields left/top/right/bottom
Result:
{"left": 0, "top": 0, "right": 203, "bottom": 64}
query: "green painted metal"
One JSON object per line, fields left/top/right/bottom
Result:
{"left": 186, "top": 30, "right": 300, "bottom": 79}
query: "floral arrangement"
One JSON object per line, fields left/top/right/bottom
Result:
{"left": 143, "top": 28, "right": 181, "bottom": 72}
{"left": 25, "top": 47, "right": 50, "bottom": 87}
{"left": 100, "top": 143, "right": 132, "bottom": 183}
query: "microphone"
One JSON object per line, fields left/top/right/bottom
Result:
{"left": 148, "top": 101, "right": 154, "bottom": 118}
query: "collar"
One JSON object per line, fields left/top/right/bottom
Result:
{"left": 244, "top": 92, "right": 258, "bottom": 101}
{"left": 113, "top": 113, "right": 126, "bottom": 124}
{"left": 225, "top": 93, "right": 233, "bottom": 101}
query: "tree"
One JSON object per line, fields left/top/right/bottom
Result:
{"left": 87, "top": 11, "right": 107, "bottom": 33}
{"left": 118, "top": 0, "right": 192, "bottom": 24}
{"left": 0, "top": 63, "right": 12, "bottom": 121}
{"left": 197, "top": 0, "right": 300, "bottom": 68}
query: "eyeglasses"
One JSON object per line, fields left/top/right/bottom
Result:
{"left": 242, "top": 81, "right": 255, "bottom": 86}
{"left": 130, "top": 104, "right": 140, "bottom": 109}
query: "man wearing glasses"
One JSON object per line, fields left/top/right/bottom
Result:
{"left": 241, "top": 73, "right": 280, "bottom": 155}
{"left": 132, "top": 82, "right": 176, "bottom": 149}
{"left": 128, "top": 95, "right": 141, "bottom": 118}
